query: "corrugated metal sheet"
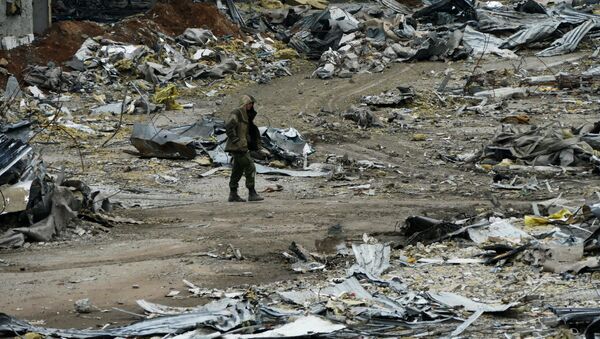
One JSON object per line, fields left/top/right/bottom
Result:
{"left": 0, "top": 134, "right": 32, "bottom": 179}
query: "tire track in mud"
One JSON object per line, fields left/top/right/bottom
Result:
{"left": 324, "top": 65, "right": 416, "bottom": 113}
{"left": 3, "top": 198, "right": 497, "bottom": 272}
{"left": 325, "top": 63, "right": 447, "bottom": 111}
{"left": 320, "top": 52, "right": 589, "bottom": 113}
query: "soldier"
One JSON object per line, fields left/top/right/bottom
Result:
{"left": 224, "top": 95, "right": 264, "bottom": 202}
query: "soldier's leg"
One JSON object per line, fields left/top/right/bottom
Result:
{"left": 229, "top": 153, "right": 244, "bottom": 190}
{"left": 242, "top": 152, "right": 256, "bottom": 189}
{"left": 243, "top": 153, "right": 263, "bottom": 201}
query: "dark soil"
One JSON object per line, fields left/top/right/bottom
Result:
{"left": 0, "top": 0, "right": 240, "bottom": 87}
{"left": 148, "top": 1, "right": 241, "bottom": 36}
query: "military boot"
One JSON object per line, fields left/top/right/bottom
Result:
{"left": 228, "top": 189, "right": 246, "bottom": 202}
{"left": 248, "top": 188, "right": 264, "bottom": 202}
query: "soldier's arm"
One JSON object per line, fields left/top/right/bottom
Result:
{"left": 225, "top": 111, "right": 240, "bottom": 144}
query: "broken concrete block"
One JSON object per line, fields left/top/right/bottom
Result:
{"left": 4, "top": 75, "right": 22, "bottom": 99}
{"left": 474, "top": 87, "right": 528, "bottom": 99}
{"left": 75, "top": 298, "right": 93, "bottom": 313}
{"left": 383, "top": 46, "right": 397, "bottom": 58}
{"left": 1, "top": 34, "right": 34, "bottom": 50}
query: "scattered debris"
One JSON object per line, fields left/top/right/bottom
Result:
{"left": 74, "top": 299, "right": 94, "bottom": 314}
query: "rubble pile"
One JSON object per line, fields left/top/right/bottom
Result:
{"left": 0, "top": 1, "right": 242, "bottom": 87}
{"left": 13, "top": 28, "right": 291, "bottom": 99}
{"left": 222, "top": 0, "right": 600, "bottom": 79}
{"left": 8, "top": 202, "right": 600, "bottom": 337}
{"left": 0, "top": 235, "right": 521, "bottom": 337}
{"left": 400, "top": 202, "right": 600, "bottom": 273}
{"left": 477, "top": 120, "right": 600, "bottom": 169}
{"left": 4, "top": 0, "right": 600, "bottom": 337}
{"left": 129, "top": 117, "right": 318, "bottom": 172}
{"left": 0, "top": 133, "right": 128, "bottom": 249}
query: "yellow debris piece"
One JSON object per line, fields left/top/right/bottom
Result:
{"left": 153, "top": 84, "right": 183, "bottom": 110}
{"left": 115, "top": 58, "right": 134, "bottom": 71}
{"left": 548, "top": 208, "right": 573, "bottom": 220}
{"left": 269, "top": 160, "right": 287, "bottom": 169}
{"left": 286, "top": 0, "right": 329, "bottom": 10}
{"left": 261, "top": 0, "right": 284, "bottom": 8}
{"left": 524, "top": 215, "right": 551, "bottom": 227}
{"left": 524, "top": 208, "right": 573, "bottom": 227}
{"left": 411, "top": 133, "right": 427, "bottom": 141}
{"left": 496, "top": 158, "right": 514, "bottom": 167}
{"left": 562, "top": 128, "right": 575, "bottom": 139}
{"left": 23, "top": 333, "right": 44, "bottom": 339}
{"left": 274, "top": 48, "right": 299, "bottom": 59}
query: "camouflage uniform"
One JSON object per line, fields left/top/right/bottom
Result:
{"left": 224, "top": 95, "right": 264, "bottom": 202}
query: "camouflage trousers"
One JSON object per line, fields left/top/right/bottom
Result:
{"left": 229, "top": 152, "right": 255, "bottom": 190}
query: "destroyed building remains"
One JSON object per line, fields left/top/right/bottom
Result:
{"left": 4, "top": 0, "right": 600, "bottom": 337}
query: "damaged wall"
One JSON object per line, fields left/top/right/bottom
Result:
{"left": 32, "top": 0, "right": 51, "bottom": 35}
{"left": 0, "top": 0, "right": 34, "bottom": 50}
{"left": 52, "top": 0, "right": 157, "bottom": 22}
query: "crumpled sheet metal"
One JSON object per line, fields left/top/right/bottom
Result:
{"left": 501, "top": 20, "right": 560, "bottom": 49}
{"left": 137, "top": 298, "right": 240, "bottom": 316}
{"left": 261, "top": 127, "right": 314, "bottom": 162}
{"left": 413, "top": 0, "right": 477, "bottom": 23}
{"left": 481, "top": 123, "right": 598, "bottom": 167}
{"left": 542, "top": 256, "right": 600, "bottom": 274}
{"left": 347, "top": 243, "right": 391, "bottom": 278}
{"left": 100, "top": 43, "right": 149, "bottom": 61}
{"left": 462, "top": 26, "right": 518, "bottom": 59}
{"left": 222, "top": 0, "right": 247, "bottom": 28}
{"left": 223, "top": 315, "right": 345, "bottom": 339}
{"left": 428, "top": 292, "right": 516, "bottom": 312}
{"left": 409, "top": 29, "right": 465, "bottom": 61}
{"left": 277, "top": 277, "right": 372, "bottom": 305}
{"left": 552, "top": 307, "right": 600, "bottom": 336}
{"left": 178, "top": 28, "right": 217, "bottom": 46}
{"left": 170, "top": 117, "right": 227, "bottom": 147}
{"left": 312, "top": 48, "right": 341, "bottom": 79}
{"left": 551, "top": 5, "right": 600, "bottom": 25}
{"left": 0, "top": 302, "right": 254, "bottom": 338}
{"left": 24, "top": 65, "right": 80, "bottom": 92}
{"left": 130, "top": 123, "right": 197, "bottom": 160}
{"left": 196, "top": 121, "right": 326, "bottom": 176}
{"left": 255, "top": 164, "right": 329, "bottom": 177}
{"left": 402, "top": 216, "right": 463, "bottom": 244}
{"left": 551, "top": 307, "right": 600, "bottom": 338}
{"left": 479, "top": 5, "right": 600, "bottom": 54}
{"left": 0, "top": 185, "right": 78, "bottom": 247}
{"left": 476, "top": 9, "right": 550, "bottom": 33}
{"left": 537, "top": 19, "right": 597, "bottom": 57}
{"left": 377, "top": 0, "right": 412, "bottom": 14}
{"left": 467, "top": 218, "right": 531, "bottom": 244}
{"left": 137, "top": 50, "right": 238, "bottom": 84}
{"left": 289, "top": 7, "right": 359, "bottom": 58}
{"left": 252, "top": 60, "right": 292, "bottom": 84}
{"left": 0, "top": 134, "right": 32, "bottom": 180}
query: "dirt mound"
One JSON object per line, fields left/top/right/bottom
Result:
{"left": 147, "top": 1, "right": 240, "bottom": 36}
{"left": 0, "top": 0, "right": 239, "bottom": 87}
{"left": 36, "top": 21, "right": 105, "bottom": 64}
{"left": 0, "top": 21, "right": 104, "bottom": 85}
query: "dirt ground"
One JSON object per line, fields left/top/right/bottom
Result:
{"left": 2, "top": 51, "right": 600, "bottom": 335}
